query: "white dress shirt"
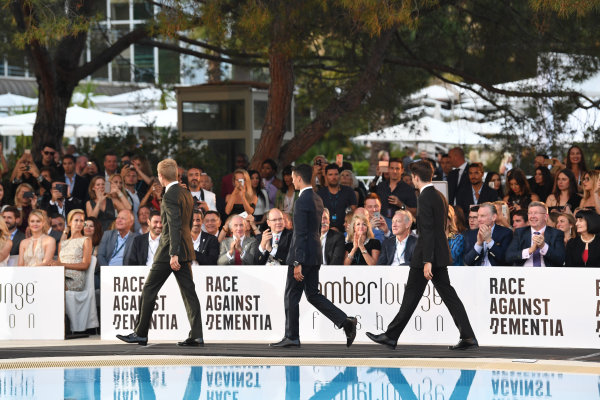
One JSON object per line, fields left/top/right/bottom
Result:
{"left": 522, "top": 226, "right": 549, "bottom": 267}
{"left": 473, "top": 225, "right": 496, "bottom": 266}
{"left": 392, "top": 235, "right": 409, "bottom": 266}
{"left": 147, "top": 234, "right": 161, "bottom": 266}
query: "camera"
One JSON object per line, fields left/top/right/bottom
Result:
{"left": 315, "top": 159, "right": 322, "bottom": 166}
{"left": 55, "top": 183, "right": 68, "bottom": 198}
{"left": 23, "top": 191, "right": 35, "bottom": 199}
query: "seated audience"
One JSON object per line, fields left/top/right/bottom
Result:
{"left": 40, "top": 180, "right": 83, "bottom": 220}
{"left": 97, "top": 210, "right": 137, "bottom": 268}
{"left": 455, "top": 162, "right": 499, "bottom": 217}
{"left": 555, "top": 212, "right": 577, "bottom": 246}
{"left": 14, "top": 183, "right": 36, "bottom": 232}
{"left": 565, "top": 209, "right": 600, "bottom": 267}
{"left": 126, "top": 210, "right": 162, "bottom": 266}
{"left": 3, "top": 207, "right": 25, "bottom": 256}
{"left": 260, "top": 158, "right": 282, "bottom": 209}
{"left": 55, "top": 209, "right": 93, "bottom": 291}
{"left": 84, "top": 216, "right": 103, "bottom": 257}
{"left": 467, "top": 206, "right": 479, "bottom": 230}
{"left": 484, "top": 171, "right": 504, "bottom": 199}
{"left": 374, "top": 158, "right": 417, "bottom": 229}
{"left": 493, "top": 201, "right": 512, "bottom": 229}
{"left": 447, "top": 205, "right": 464, "bottom": 265}
{"left": 253, "top": 209, "right": 292, "bottom": 265}
{"left": 202, "top": 210, "right": 221, "bottom": 238}
{"left": 377, "top": 210, "right": 416, "bottom": 266}
{"left": 108, "top": 173, "right": 133, "bottom": 213}
{"left": 579, "top": 170, "right": 600, "bottom": 213}
{"left": 0, "top": 217, "right": 12, "bottom": 266}
{"left": 344, "top": 213, "right": 380, "bottom": 265}
{"left": 217, "top": 214, "right": 258, "bottom": 265}
{"left": 139, "top": 179, "right": 163, "bottom": 212}
{"left": 225, "top": 169, "right": 255, "bottom": 217}
{"left": 137, "top": 205, "right": 151, "bottom": 234}
{"left": 564, "top": 144, "right": 587, "bottom": 191}
{"left": 320, "top": 208, "right": 345, "bottom": 265}
{"left": 506, "top": 201, "right": 565, "bottom": 267}
{"left": 546, "top": 168, "right": 581, "bottom": 213}
{"left": 190, "top": 209, "right": 219, "bottom": 265}
{"left": 364, "top": 193, "right": 391, "bottom": 243}
{"left": 529, "top": 166, "right": 553, "bottom": 203}
{"left": 511, "top": 209, "right": 529, "bottom": 229}
{"left": 18, "top": 210, "right": 55, "bottom": 266}
{"left": 275, "top": 165, "right": 298, "bottom": 217}
{"left": 62, "top": 154, "right": 89, "bottom": 202}
{"left": 454, "top": 206, "right": 468, "bottom": 233}
{"left": 463, "top": 203, "right": 513, "bottom": 266}
{"left": 86, "top": 176, "right": 116, "bottom": 232}
{"left": 504, "top": 169, "right": 539, "bottom": 213}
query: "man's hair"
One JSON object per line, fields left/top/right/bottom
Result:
{"left": 157, "top": 159, "right": 178, "bottom": 181}
{"left": 324, "top": 163, "right": 340, "bottom": 173}
{"left": 192, "top": 209, "right": 203, "bottom": 218}
{"left": 50, "top": 213, "right": 65, "bottom": 221}
{"left": 122, "top": 151, "right": 134, "bottom": 159}
{"left": 41, "top": 142, "right": 55, "bottom": 150}
{"left": 292, "top": 164, "right": 313, "bottom": 184}
{"left": 149, "top": 210, "right": 161, "bottom": 220}
{"left": 262, "top": 158, "right": 277, "bottom": 172}
{"left": 228, "top": 214, "right": 243, "bottom": 229}
{"left": 409, "top": 160, "right": 434, "bottom": 182}
{"left": 528, "top": 201, "right": 548, "bottom": 214}
{"left": 394, "top": 209, "right": 414, "bottom": 225}
{"left": 389, "top": 157, "right": 402, "bottom": 165}
{"left": 322, "top": 208, "right": 330, "bottom": 219}
{"left": 468, "top": 162, "right": 484, "bottom": 172}
{"left": 441, "top": 153, "right": 449, "bottom": 159}
{"left": 204, "top": 210, "right": 221, "bottom": 219}
{"left": 449, "top": 147, "right": 465, "bottom": 158}
{"left": 513, "top": 209, "right": 528, "bottom": 222}
{"left": 137, "top": 205, "right": 151, "bottom": 217}
{"left": 478, "top": 202, "right": 497, "bottom": 215}
{"left": 63, "top": 154, "right": 76, "bottom": 163}
{"left": 2, "top": 206, "right": 20, "bottom": 219}
{"left": 536, "top": 154, "right": 549, "bottom": 159}
{"left": 104, "top": 152, "right": 117, "bottom": 159}
{"left": 365, "top": 193, "right": 382, "bottom": 206}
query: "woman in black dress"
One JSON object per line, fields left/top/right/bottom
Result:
{"left": 565, "top": 209, "right": 600, "bottom": 267}
{"left": 344, "top": 213, "right": 380, "bottom": 265}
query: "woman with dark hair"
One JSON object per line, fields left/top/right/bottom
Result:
{"left": 503, "top": 169, "right": 539, "bottom": 213}
{"left": 484, "top": 171, "right": 504, "bottom": 199}
{"left": 84, "top": 216, "right": 103, "bottom": 257}
{"left": 275, "top": 165, "right": 298, "bottom": 216}
{"left": 565, "top": 145, "right": 587, "bottom": 190}
{"left": 454, "top": 206, "right": 468, "bottom": 233}
{"left": 555, "top": 212, "right": 577, "bottom": 246}
{"left": 565, "top": 209, "right": 600, "bottom": 267}
{"left": 530, "top": 166, "right": 553, "bottom": 203}
{"left": 447, "top": 206, "right": 464, "bottom": 266}
{"left": 546, "top": 168, "right": 581, "bottom": 213}
{"left": 248, "top": 169, "right": 269, "bottom": 226}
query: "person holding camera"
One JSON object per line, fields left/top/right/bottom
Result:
{"left": 39, "top": 181, "right": 83, "bottom": 221}
{"left": 9, "top": 150, "right": 51, "bottom": 202}
{"left": 224, "top": 169, "right": 255, "bottom": 218}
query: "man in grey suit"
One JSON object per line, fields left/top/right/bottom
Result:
{"left": 217, "top": 215, "right": 258, "bottom": 265}
{"left": 117, "top": 159, "right": 204, "bottom": 347}
{"left": 96, "top": 209, "right": 137, "bottom": 289}
{"left": 377, "top": 210, "right": 417, "bottom": 266}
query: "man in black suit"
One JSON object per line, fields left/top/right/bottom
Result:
{"left": 455, "top": 163, "right": 499, "bottom": 217}
{"left": 39, "top": 180, "right": 83, "bottom": 220}
{"left": 190, "top": 209, "right": 219, "bottom": 265}
{"left": 506, "top": 201, "right": 565, "bottom": 267}
{"left": 377, "top": 210, "right": 417, "bottom": 266}
{"left": 126, "top": 210, "right": 163, "bottom": 266}
{"left": 367, "top": 160, "right": 478, "bottom": 350}
{"left": 3, "top": 207, "right": 25, "bottom": 256}
{"left": 270, "top": 164, "right": 357, "bottom": 348}
{"left": 320, "top": 208, "right": 345, "bottom": 265}
{"left": 447, "top": 147, "right": 470, "bottom": 205}
{"left": 117, "top": 159, "right": 204, "bottom": 347}
{"left": 254, "top": 208, "right": 292, "bottom": 265}
{"left": 62, "top": 154, "right": 88, "bottom": 202}
{"left": 463, "top": 203, "right": 513, "bottom": 266}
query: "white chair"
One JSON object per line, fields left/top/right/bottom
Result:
{"left": 65, "top": 255, "right": 99, "bottom": 333}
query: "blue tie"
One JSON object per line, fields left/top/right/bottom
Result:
{"left": 532, "top": 232, "right": 541, "bottom": 267}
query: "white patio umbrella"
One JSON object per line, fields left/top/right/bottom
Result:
{"left": 121, "top": 108, "right": 177, "bottom": 128}
{"left": 0, "top": 93, "right": 38, "bottom": 109}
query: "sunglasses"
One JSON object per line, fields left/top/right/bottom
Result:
{"left": 43, "top": 151, "right": 55, "bottom": 156}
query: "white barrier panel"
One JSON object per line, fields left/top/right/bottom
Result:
{"left": 102, "top": 265, "right": 600, "bottom": 348}
{"left": 0, "top": 267, "right": 65, "bottom": 340}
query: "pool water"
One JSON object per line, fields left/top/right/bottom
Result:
{"left": 0, "top": 365, "right": 598, "bottom": 399}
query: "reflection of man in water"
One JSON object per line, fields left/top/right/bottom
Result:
{"left": 284, "top": 366, "right": 358, "bottom": 400}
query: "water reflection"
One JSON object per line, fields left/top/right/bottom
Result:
{"left": 0, "top": 365, "right": 597, "bottom": 399}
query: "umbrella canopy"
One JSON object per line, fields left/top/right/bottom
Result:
{"left": 121, "top": 108, "right": 177, "bottom": 128}
{"left": 92, "top": 88, "right": 176, "bottom": 114}
{"left": 0, "top": 93, "right": 38, "bottom": 109}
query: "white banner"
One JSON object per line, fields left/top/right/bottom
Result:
{"left": 102, "top": 265, "right": 600, "bottom": 348}
{"left": 0, "top": 267, "right": 65, "bottom": 340}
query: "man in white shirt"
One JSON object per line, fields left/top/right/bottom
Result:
{"left": 191, "top": 209, "right": 219, "bottom": 265}
{"left": 126, "top": 211, "right": 162, "bottom": 266}
{"left": 377, "top": 210, "right": 416, "bottom": 265}
{"left": 448, "top": 147, "right": 469, "bottom": 206}
{"left": 217, "top": 215, "right": 257, "bottom": 265}
{"left": 253, "top": 209, "right": 292, "bottom": 265}
{"left": 364, "top": 193, "right": 391, "bottom": 243}
{"left": 188, "top": 167, "right": 217, "bottom": 212}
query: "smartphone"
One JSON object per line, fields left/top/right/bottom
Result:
{"left": 238, "top": 178, "right": 244, "bottom": 186}
{"left": 315, "top": 159, "right": 322, "bottom": 166}
{"left": 336, "top": 154, "right": 343, "bottom": 167}
{"left": 378, "top": 161, "right": 389, "bottom": 173}
{"left": 488, "top": 182, "right": 496, "bottom": 189}
{"left": 87, "top": 161, "right": 93, "bottom": 166}
{"left": 373, "top": 211, "right": 381, "bottom": 219}
{"left": 501, "top": 204, "right": 509, "bottom": 219}
{"left": 55, "top": 183, "right": 68, "bottom": 197}
{"left": 122, "top": 160, "right": 131, "bottom": 167}
{"left": 24, "top": 149, "right": 30, "bottom": 155}
{"left": 23, "top": 191, "right": 35, "bottom": 199}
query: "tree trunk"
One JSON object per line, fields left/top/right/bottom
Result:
{"left": 277, "top": 28, "right": 396, "bottom": 167}
{"left": 33, "top": 81, "right": 76, "bottom": 156}
{"left": 249, "top": 50, "right": 294, "bottom": 170}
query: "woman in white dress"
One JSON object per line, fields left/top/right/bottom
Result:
{"left": 55, "top": 209, "right": 92, "bottom": 291}
{"left": 0, "top": 217, "right": 12, "bottom": 266}
{"left": 18, "top": 210, "right": 55, "bottom": 267}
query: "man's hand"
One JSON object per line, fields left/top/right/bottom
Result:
{"left": 532, "top": 232, "right": 545, "bottom": 248}
{"left": 170, "top": 255, "right": 181, "bottom": 271}
{"left": 424, "top": 262, "right": 433, "bottom": 280}
{"left": 294, "top": 264, "right": 304, "bottom": 281}
{"left": 229, "top": 236, "right": 240, "bottom": 256}
{"left": 261, "top": 229, "right": 272, "bottom": 251}
{"left": 388, "top": 195, "right": 401, "bottom": 206}
{"left": 479, "top": 224, "right": 492, "bottom": 244}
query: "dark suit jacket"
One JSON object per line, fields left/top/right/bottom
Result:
{"left": 506, "top": 226, "right": 565, "bottom": 267}
{"left": 97, "top": 229, "right": 139, "bottom": 267}
{"left": 253, "top": 229, "right": 292, "bottom": 265}
{"left": 49, "top": 229, "right": 62, "bottom": 257}
{"left": 194, "top": 231, "right": 219, "bottom": 265}
{"left": 125, "top": 232, "right": 151, "bottom": 266}
{"left": 68, "top": 174, "right": 89, "bottom": 202}
{"left": 448, "top": 166, "right": 470, "bottom": 206}
{"left": 156, "top": 183, "right": 195, "bottom": 263}
{"left": 10, "top": 230, "right": 26, "bottom": 256}
{"left": 377, "top": 234, "right": 417, "bottom": 265}
{"left": 410, "top": 186, "right": 451, "bottom": 269}
{"left": 463, "top": 225, "right": 513, "bottom": 266}
{"left": 455, "top": 184, "right": 499, "bottom": 217}
{"left": 286, "top": 188, "right": 324, "bottom": 266}
{"left": 41, "top": 197, "right": 84, "bottom": 220}
{"left": 324, "top": 229, "right": 345, "bottom": 265}
{"left": 565, "top": 236, "right": 600, "bottom": 267}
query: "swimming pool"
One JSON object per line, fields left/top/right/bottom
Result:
{"left": 0, "top": 364, "right": 598, "bottom": 399}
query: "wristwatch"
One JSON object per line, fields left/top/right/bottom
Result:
{"left": 293, "top": 261, "right": 300, "bottom": 267}
{"left": 361, "top": 250, "right": 367, "bottom": 254}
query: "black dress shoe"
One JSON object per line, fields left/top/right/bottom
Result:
{"left": 449, "top": 337, "right": 479, "bottom": 350}
{"left": 177, "top": 338, "right": 204, "bottom": 347}
{"left": 343, "top": 317, "right": 358, "bottom": 348}
{"left": 269, "top": 337, "right": 300, "bottom": 348}
{"left": 116, "top": 333, "right": 147, "bottom": 346}
{"left": 366, "top": 332, "right": 396, "bottom": 350}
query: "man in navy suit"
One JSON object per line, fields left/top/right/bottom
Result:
{"left": 253, "top": 208, "right": 292, "bottom": 265}
{"left": 455, "top": 163, "right": 499, "bottom": 217}
{"left": 377, "top": 209, "right": 417, "bottom": 266}
{"left": 447, "top": 147, "right": 470, "bottom": 206}
{"left": 506, "top": 201, "right": 565, "bottom": 267}
{"left": 463, "top": 203, "right": 513, "bottom": 266}
{"left": 270, "top": 164, "right": 357, "bottom": 348}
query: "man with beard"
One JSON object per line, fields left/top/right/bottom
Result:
{"left": 191, "top": 209, "right": 219, "bottom": 265}
{"left": 126, "top": 211, "right": 163, "bottom": 266}
{"left": 2, "top": 207, "right": 25, "bottom": 256}
{"left": 188, "top": 167, "right": 217, "bottom": 212}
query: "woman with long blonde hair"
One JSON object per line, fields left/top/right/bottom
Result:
{"left": 0, "top": 217, "right": 12, "bottom": 266}
{"left": 107, "top": 173, "right": 132, "bottom": 213}
{"left": 344, "top": 213, "right": 380, "bottom": 265}
{"left": 55, "top": 209, "right": 93, "bottom": 291}
{"left": 447, "top": 206, "right": 464, "bottom": 266}
{"left": 579, "top": 170, "right": 600, "bottom": 213}
{"left": 225, "top": 169, "right": 255, "bottom": 216}
{"left": 86, "top": 176, "right": 116, "bottom": 231}
{"left": 18, "top": 209, "right": 55, "bottom": 266}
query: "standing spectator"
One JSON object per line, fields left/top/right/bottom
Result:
{"left": 318, "top": 164, "right": 358, "bottom": 232}
{"left": 555, "top": 212, "right": 576, "bottom": 246}
{"left": 253, "top": 209, "right": 292, "bottom": 265}
{"left": 35, "top": 143, "right": 63, "bottom": 180}
{"left": 108, "top": 174, "right": 132, "bottom": 213}
{"left": 249, "top": 170, "right": 270, "bottom": 227}
{"left": 217, "top": 215, "right": 257, "bottom": 265}
{"left": 75, "top": 154, "right": 89, "bottom": 177}
{"left": 499, "top": 153, "right": 513, "bottom": 178}
{"left": 364, "top": 193, "right": 391, "bottom": 243}
{"left": 131, "top": 154, "right": 153, "bottom": 199}
{"left": 546, "top": 169, "right": 581, "bottom": 213}
{"left": 506, "top": 201, "right": 565, "bottom": 267}
{"left": 0, "top": 217, "right": 12, "bottom": 266}
{"left": 225, "top": 169, "right": 255, "bottom": 217}
{"left": 187, "top": 167, "right": 217, "bottom": 212}
{"left": 0, "top": 142, "right": 9, "bottom": 178}
{"left": 0, "top": 182, "right": 7, "bottom": 209}
{"left": 275, "top": 165, "right": 298, "bottom": 217}
{"left": 14, "top": 183, "right": 36, "bottom": 232}
{"left": 55, "top": 209, "right": 93, "bottom": 291}
{"left": 40, "top": 181, "right": 83, "bottom": 221}
{"left": 565, "top": 145, "right": 587, "bottom": 191}
{"left": 343, "top": 213, "right": 380, "bottom": 265}
{"left": 311, "top": 155, "right": 328, "bottom": 189}
{"left": 340, "top": 169, "right": 363, "bottom": 206}
{"left": 447, "top": 206, "right": 464, "bottom": 266}
{"left": 17, "top": 210, "right": 55, "bottom": 266}
{"left": 83, "top": 217, "right": 103, "bottom": 257}
{"left": 62, "top": 154, "right": 88, "bottom": 202}
{"left": 467, "top": 206, "right": 479, "bottom": 230}
{"left": 202, "top": 210, "right": 222, "bottom": 238}
{"left": 320, "top": 208, "right": 345, "bottom": 265}
{"left": 9, "top": 151, "right": 51, "bottom": 201}
{"left": 512, "top": 210, "right": 529, "bottom": 229}
{"left": 126, "top": 211, "right": 162, "bottom": 267}
{"left": 455, "top": 162, "right": 499, "bottom": 217}
{"left": 504, "top": 169, "right": 539, "bottom": 213}
{"left": 86, "top": 176, "right": 116, "bottom": 232}
{"left": 565, "top": 210, "right": 600, "bottom": 267}
{"left": 529, "top": 166, "right": 553, "bottom": 203}
{"left": 190, "top": 210, "right": 219, "bottom": 265}
{"left": 434, "top": 153, "right": 452, "bottom": 182}
{"left": 401, "top": 148, "right": 415, "bottom": 171}
{"left": 579, "top": 170, "right": 600, "bottom": 213}
{"left": 483, "top": 171, "right": 504, "bottom": 200}
{"left": 260, "top": 159, "right": 282, "bottom": 209}
{"left": 447, "top": 147, "right": 470, "bottom": 206}
{"left": 368, "top": 150, "right": 390, "bottom": 192}
{"left": 103, "top": 153, "right": 118, "bottom": 193}
{"left": 81, "top": 159, "right": 100, "bottom": 182}
{"left": 374, "top": 158, "right": 417, "bottom": 229}
{"left": 140, "top": 179, "right": 163, "bottom": 212}
{"left": 463, "top": 203, "right": 513, "bottom": 266}
{"left": 220, "top": 153, "right": 249, "bottom": 199}
{"left": 137, "top": 205, "right": 151, "bottom": 234}
{"left": 377, "top": 210, "right": 416, "bottom": 266}
{"left": 122, "top": 165, "right": 141, "bottom": 231}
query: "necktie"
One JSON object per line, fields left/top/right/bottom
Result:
{"left": 532, "top": 232, "right": 541, "bottom": 267}
{"left": 234, "top": 249, "right": 242, "bottom": 265}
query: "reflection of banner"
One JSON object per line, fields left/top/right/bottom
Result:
{"left": 101, "top": 265, "right": 600, "bottom": 348}
{"left": 0, "top": 267, "right": 64, "bottom": 340}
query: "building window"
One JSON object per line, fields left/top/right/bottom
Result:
{"left": 182, "top": 100, "right": 245, "bottom": 131}
{"left": 110, "top": 0, "right": 129, "bottom": 20}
